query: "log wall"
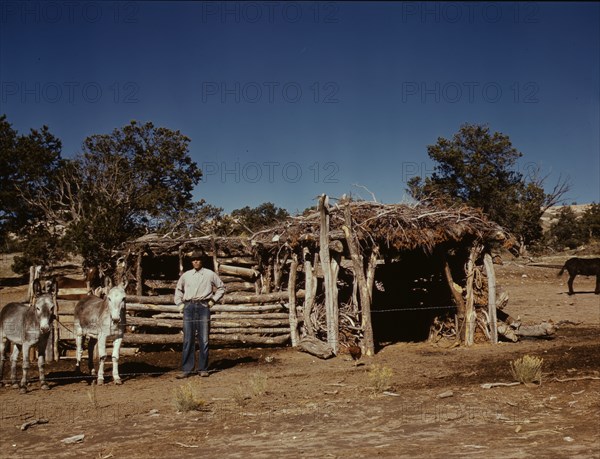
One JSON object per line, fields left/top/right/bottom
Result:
{"left": 53, "top": 255, "right": 297, "bottom": 354}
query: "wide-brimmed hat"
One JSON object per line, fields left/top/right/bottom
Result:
{"left": 188, "top": 250, "right": 204, "bottom": 260}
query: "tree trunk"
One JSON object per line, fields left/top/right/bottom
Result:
{"left": 273, "top": 251, "right": 290, "bottom": 291}
{"left": 136, "top": 250, "right": 144, "bottom": 296}
{"left": 342, "top": 203, "right": 375, "bottom": 356}
{"left": 464, "top": 244, "right": 482, "bottom": 346}
{"left": 483, "top": 253, "right": 498, "bottom": 344}
{"left": 441, "top": 255, "right": 465, "bottom": 344}
{"left": 319, "top": 194, "right": 339, "bottom": 354}
{"left": 298, "top": 336, "right": 335, "bottom": 359}
{"left": 302, "top": 248, "right": 318, "bottom": 337}
{"left": 288, "top": 254, "right": 300, "bottom": 346}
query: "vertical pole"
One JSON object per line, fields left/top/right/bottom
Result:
{"left": 288, "top": 253, "right": 300, "bottom": 346}
{"left": 302, "top": 248, "right": 316, "bottom": 337}
{"left": 342, "top": 203, "right": 375, "bottom": 356}
{"left": 483, "top": 253, "right": 498, "bottom": 344}
{"left": 464, "top": 244, "right": 481, "bottom": 346}
{"left": 136, "top": 250, "right": 143, "bottom": 296}
{"left": 319, "top": 195, "right": 338, "bottom": 355}
{"left": 211, "top": 236, "right": 220, "bottom": 274}
{"left": 442, "top": 255, "right": 466, "bottom": 344}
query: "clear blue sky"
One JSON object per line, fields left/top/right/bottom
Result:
{"left": 1, "top": 1, "right": 598, "bottom": 214}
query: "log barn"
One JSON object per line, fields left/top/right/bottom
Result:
{"left": 102, "top": 196, "right": 510, "bottom": 356}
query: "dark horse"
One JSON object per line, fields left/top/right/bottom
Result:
{"left": 0, "top": 279, "right": 57, "bottom": 392}
{"left": 558, "top": 257, "right": 600, "bottom": 295}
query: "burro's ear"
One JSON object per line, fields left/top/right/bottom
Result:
{"left": 46, "top": 277, "right": 58, "bottom": 296}
{"left": 104, "top": 276, "right": 113, "bottom": 289}
{"left": 32, "top": 279, "right": 42, "bottom": 296}
{"left": 120, "top": 279, "right": 129, "bottom": 290}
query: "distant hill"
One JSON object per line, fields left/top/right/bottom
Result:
{"left": 540, "top": 204, "right": 592, "bottom": 232}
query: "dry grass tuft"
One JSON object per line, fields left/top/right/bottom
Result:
{"left": 173, "top": 382, "right": 206, "bottom": 412}
{"left": 368, "top": 365, "right": 394, "bottom": 393}
{"left": 510, "top": 355, "right": 544, "bottom": 384}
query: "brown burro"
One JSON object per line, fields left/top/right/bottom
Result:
{"left": 557, "top": 257, "right": 600, "bottom": 295}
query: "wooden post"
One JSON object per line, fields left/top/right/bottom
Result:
{"left": 302, "top": 247, "right": 317, "bottom": 337}
{"left": 263, "top": 263, "right": 272, "bottom": 294}
{"left": 273, "top": 250, "right": 290, "bottom": 292}
{"left": 211, "top": 236, "right": 220, "bottom": 275}
{"left": 53, "top": 296, "right": 59, "bottom": 361}
{"left": 136, "top": 250, "right": 144, "bottom": 296}
{"left": 319, "top": 195, "right": 339, "bottom": 354}
{"left": 45, "top": 269, "right": 56, "bottom": 363}
{"left": 178, "top": 246, "right": 184, "bottom": 276}
{"left": 288, "top": 253, "right": 300, "bottom": 346}
{"left": 442, "top": 254, "right": 466, "bottom": 344}
{"left": 464, "top": 244, "right": 482, "bottom": 346}
{"left": 483, "top": 253, "right": 498, "bottom": 344}
{"left": 342, "top": 203, "right": 375, "bottom": 356}
{"left": 366, "top": 246, "right": 379, "bottom": 299}
{"left": 28, "top": 265, "right": 41, "bottom": 304}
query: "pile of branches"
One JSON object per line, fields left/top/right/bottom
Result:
{"left": 252, "top": 199, "right": 509, "bottom": 253}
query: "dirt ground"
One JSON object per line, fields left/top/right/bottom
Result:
{"left": 1, "top": 257, "right": 599, "bottom": 458}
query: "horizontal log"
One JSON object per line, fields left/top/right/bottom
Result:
{"left": 211, "top": 334, "right": 289, "bottom": 345}
{"left": 126, "top": 303, "right": 285, "bottom": 313}
{"left": 127, "top": 316, "right": 288, "bottom": 329}
{"left": 126, "top": 303, "right": 179, "bottom": 313}
{"left": 211, "top": 303, "right": 285, "bottom": 312}
{"left": 223, "top": 282, "right": 256, "bottom": 292}
{"left": 57, "top": 294, "right": 89, "bottom": 301}
{"left": 127, "top": 316, "right": 181, "bottom": 328}
{"left": 217, "top": 257, "right": 257, "bottom": 266}
{"left": 212, "top": 327, "right": 290, "bottom": 334}
{"left": 226, "top": 290, "right": 304, "bottom": 305}
{"left": 515, "top": 322, "right": 557, "bottom": 337}
{"left": 214, "top": 320, "right": 289, "bottom": 328}
{"left": 144, "top": 279, "right": 177, "bottom": 290}
{"left": 220, "top": 275, "right": 249, "bottom": 283}
{"left": 298, "top": 337, "right": 335, "bottom": 359}
{"left": 219, "top": 264, "right": 259, "bottom": 279}
{"left": 126, "top": 295, "right": 173, "bottom": 305}
{"left": 122, "top": 332, "right": 289, "bottom": 345}
{"left": 213, "top": 312, "right": 290, "bottom": 320}
{"left": 57, "top": 287, "right": 88, "bottom": 296}
{"left": 153, "top": 312, "right": 289, "bottom": 320}
{"left": 123, "top": 333, "right": 183, "bottom": 344}
{"left": 126, "top": 292, "right": 299, "bottom": 306}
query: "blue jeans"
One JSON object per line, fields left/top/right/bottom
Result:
{"left": 182, "top": 301, "right": 211, "bottom": 373}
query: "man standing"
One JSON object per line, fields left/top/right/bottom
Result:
{"left": 174, "top": 251, "right": 225, "bottom": 378}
